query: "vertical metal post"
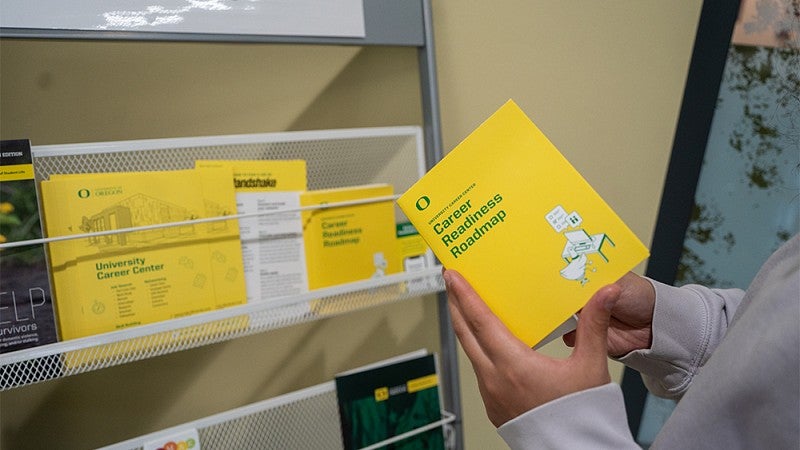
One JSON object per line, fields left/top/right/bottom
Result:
{"left": 417, "top": 1, "right": 464, "bottom": 449}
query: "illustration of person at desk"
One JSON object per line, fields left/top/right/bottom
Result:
{"left": 558, "top": 229, "right": 614, "bottom": 285}
{"left": 545, "top": 205, "right": 615, "bottom": 286}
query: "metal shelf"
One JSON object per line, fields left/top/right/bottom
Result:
{"left": 99, "top": 372, "right": 456, "bottom": 450}
{"left": 1, "top": 266, "right": 445, "bottom": 390}
{"left": 0, "top": 126, "right": 437, "bottom": 391}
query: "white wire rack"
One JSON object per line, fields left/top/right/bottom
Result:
{"left": 0, "top": 127, "right": 445, "bottom": 390}
{"left": 99, "top": 378, "right": 457, "bottom": 450}
{"left": 1, "top": 266, "right": 445, "bottom": 389}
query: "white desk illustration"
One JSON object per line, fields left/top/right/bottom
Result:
{"left": 561, "top": 229, "right": 614, "bottom": 263}
{"left": 546, "top": 205, "right": 616, "bottom": 285}
{"left": 559, "top": 229, "right": 615, "bottom": 285}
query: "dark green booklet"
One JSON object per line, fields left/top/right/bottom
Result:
{"left": 335, "top": 352, "right": 445, "bottom": 450}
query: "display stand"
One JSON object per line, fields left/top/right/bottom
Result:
{"left": 99, "top": 380, "right": 456, "bottom": 450}
{"left": 0, "top": 0, "right": 461, "bottom": 448}
{"left": 2, "top": 126, "right": 441, "bottom": 387}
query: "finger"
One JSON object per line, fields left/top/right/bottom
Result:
{"left": 444, "top": 270, "right": 529, "bottom": 361}
{"left": 562, "top": 307, "right": 584, "bottom": 347}
{"left": 446, "top": 282, "right": 491, "bottom": 368}
{"left": 572, "top": 284, "right": 620, "bottom": 362}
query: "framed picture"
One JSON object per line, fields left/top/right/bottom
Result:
{"left": 0, "top": 0, "right": 366, "bottom": 38}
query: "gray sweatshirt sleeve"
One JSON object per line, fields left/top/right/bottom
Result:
{"left": 497, "top": 235, "right": 798, "bottom": 449}
{"left": 497, "top": 383, "right": 640, "bottom": 449}
{"left": 617, "top": 280, "right": 745, "bottom": 399}
{"left": 497, "top": 282, "right": 747, "bottom": 449}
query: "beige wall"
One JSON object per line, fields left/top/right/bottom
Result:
{"left": 0, "top": 1, "right": 702, "bottom": 448}
{"left": 432, "top": 2, "right": 702, "bottom": 447}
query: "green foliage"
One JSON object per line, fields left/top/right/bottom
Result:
{"left": 678, "top": 35, "right": 799, "bottom": 287}
{"left": 727, "top": 45, "right": 798, "bottom": 190}
{"left": 0, "top": 182, "right": 44, "bottom": 264}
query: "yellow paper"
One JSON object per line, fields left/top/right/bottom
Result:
{"left": 196, "top": 159, "right": 310, "bottom": 303}
{"left": 41, "top": 168, "right": 246, "bottom": 342}
{"left": 194, "top": 159, "right": 307, "bottom": 192}
{"left": 300, "top": 184, "right": 402, "bottom": 290}
{"left": 195, "top": 167, "right": 249, "bottom": 310}
{"left": 397, "top": 100, "right": 650, "bottom": 347}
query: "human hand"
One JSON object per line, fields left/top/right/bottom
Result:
{"left": 444, "top": 269, "right": 620, "bottom": 427}
{"left": 563, "top": 272, "right": 655, "bottom": 357}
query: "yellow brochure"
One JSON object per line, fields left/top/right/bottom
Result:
{"left": 40, "top": 168, "right": 246, "bottom": 342}
{"left": 196, "top": 159, "right": 308, "bottom": 303}
{"left": 300, "top": 184, "right": 402, "bottom": 290}
{"left": 397, "top": 100, "right": 650, "bottom": 347}
{"left": 195, "top": 167, "right": 249, "bottom": 310}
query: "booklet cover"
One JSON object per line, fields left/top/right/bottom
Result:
{"left": 335, "top": 352, "right": 445, "bottom": 450}
{"left": 196, "top": 159, "right": 308, "bottom": 303}
{"left": 397, "top": 99, "right": 650, "bottom": 347}
{"left": 0, "top": 139, "right": 59, "bottom": 353}
{"left": 40, "top": 168, "right": 247, "bottom": 342}
{"left": 300, "top": 184, "right": 402, "bottom": 290}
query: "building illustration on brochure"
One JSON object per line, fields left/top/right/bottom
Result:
{"left": 39, "top": 167, "right": 246, "bottom": 342}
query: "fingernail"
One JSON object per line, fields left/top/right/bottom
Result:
{"left": 442, "top": 270, "right": 452, "bottom": 289}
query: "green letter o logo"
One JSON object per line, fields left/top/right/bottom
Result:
{"left": 415, "top": 196, "right": 430, "bottom": 211}
{"left": 77, "top": 189, "right": 90, "bottom": 198}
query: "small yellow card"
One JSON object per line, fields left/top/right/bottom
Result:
{"left": 301, "top": 184, "right": 401, "bottom": 290}
{"left": 196, "top": 159, "right": 309, "bottom": 303}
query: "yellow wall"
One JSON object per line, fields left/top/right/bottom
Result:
{"left": 0, "top": 1, "right": 703, "bottom": 448}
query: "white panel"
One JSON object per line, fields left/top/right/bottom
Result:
{"left": 0, "top": 0, "right": 365, "bottom": 37}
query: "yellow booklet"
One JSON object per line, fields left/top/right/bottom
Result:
{"left": 300, "top": 184, "right": 402, "bottom": 290}
{"left": 397, "top": 100, "right": 650, "bottom": 347}
{"left": 196, "top": 160, "right": 308, "bottom": 303}
{"left": 40, "top": 168, "right": 246, "bottom": 343}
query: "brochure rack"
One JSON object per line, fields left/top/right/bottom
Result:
{"left": 1, "top": 127, "right": 442, "bottom": 388}
{"left": 1, "top": 0, "right": 462, "bottom": 448}
{"left": 99, "top": 380, "right": 456, "bottom": 450}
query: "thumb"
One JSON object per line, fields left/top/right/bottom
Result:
{"left": 572, "top": 284, "right": 621, "bottom": 361}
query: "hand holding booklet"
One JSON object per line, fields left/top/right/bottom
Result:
{"left": 397, "top": 100, "right": 649, "bottom": 347}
